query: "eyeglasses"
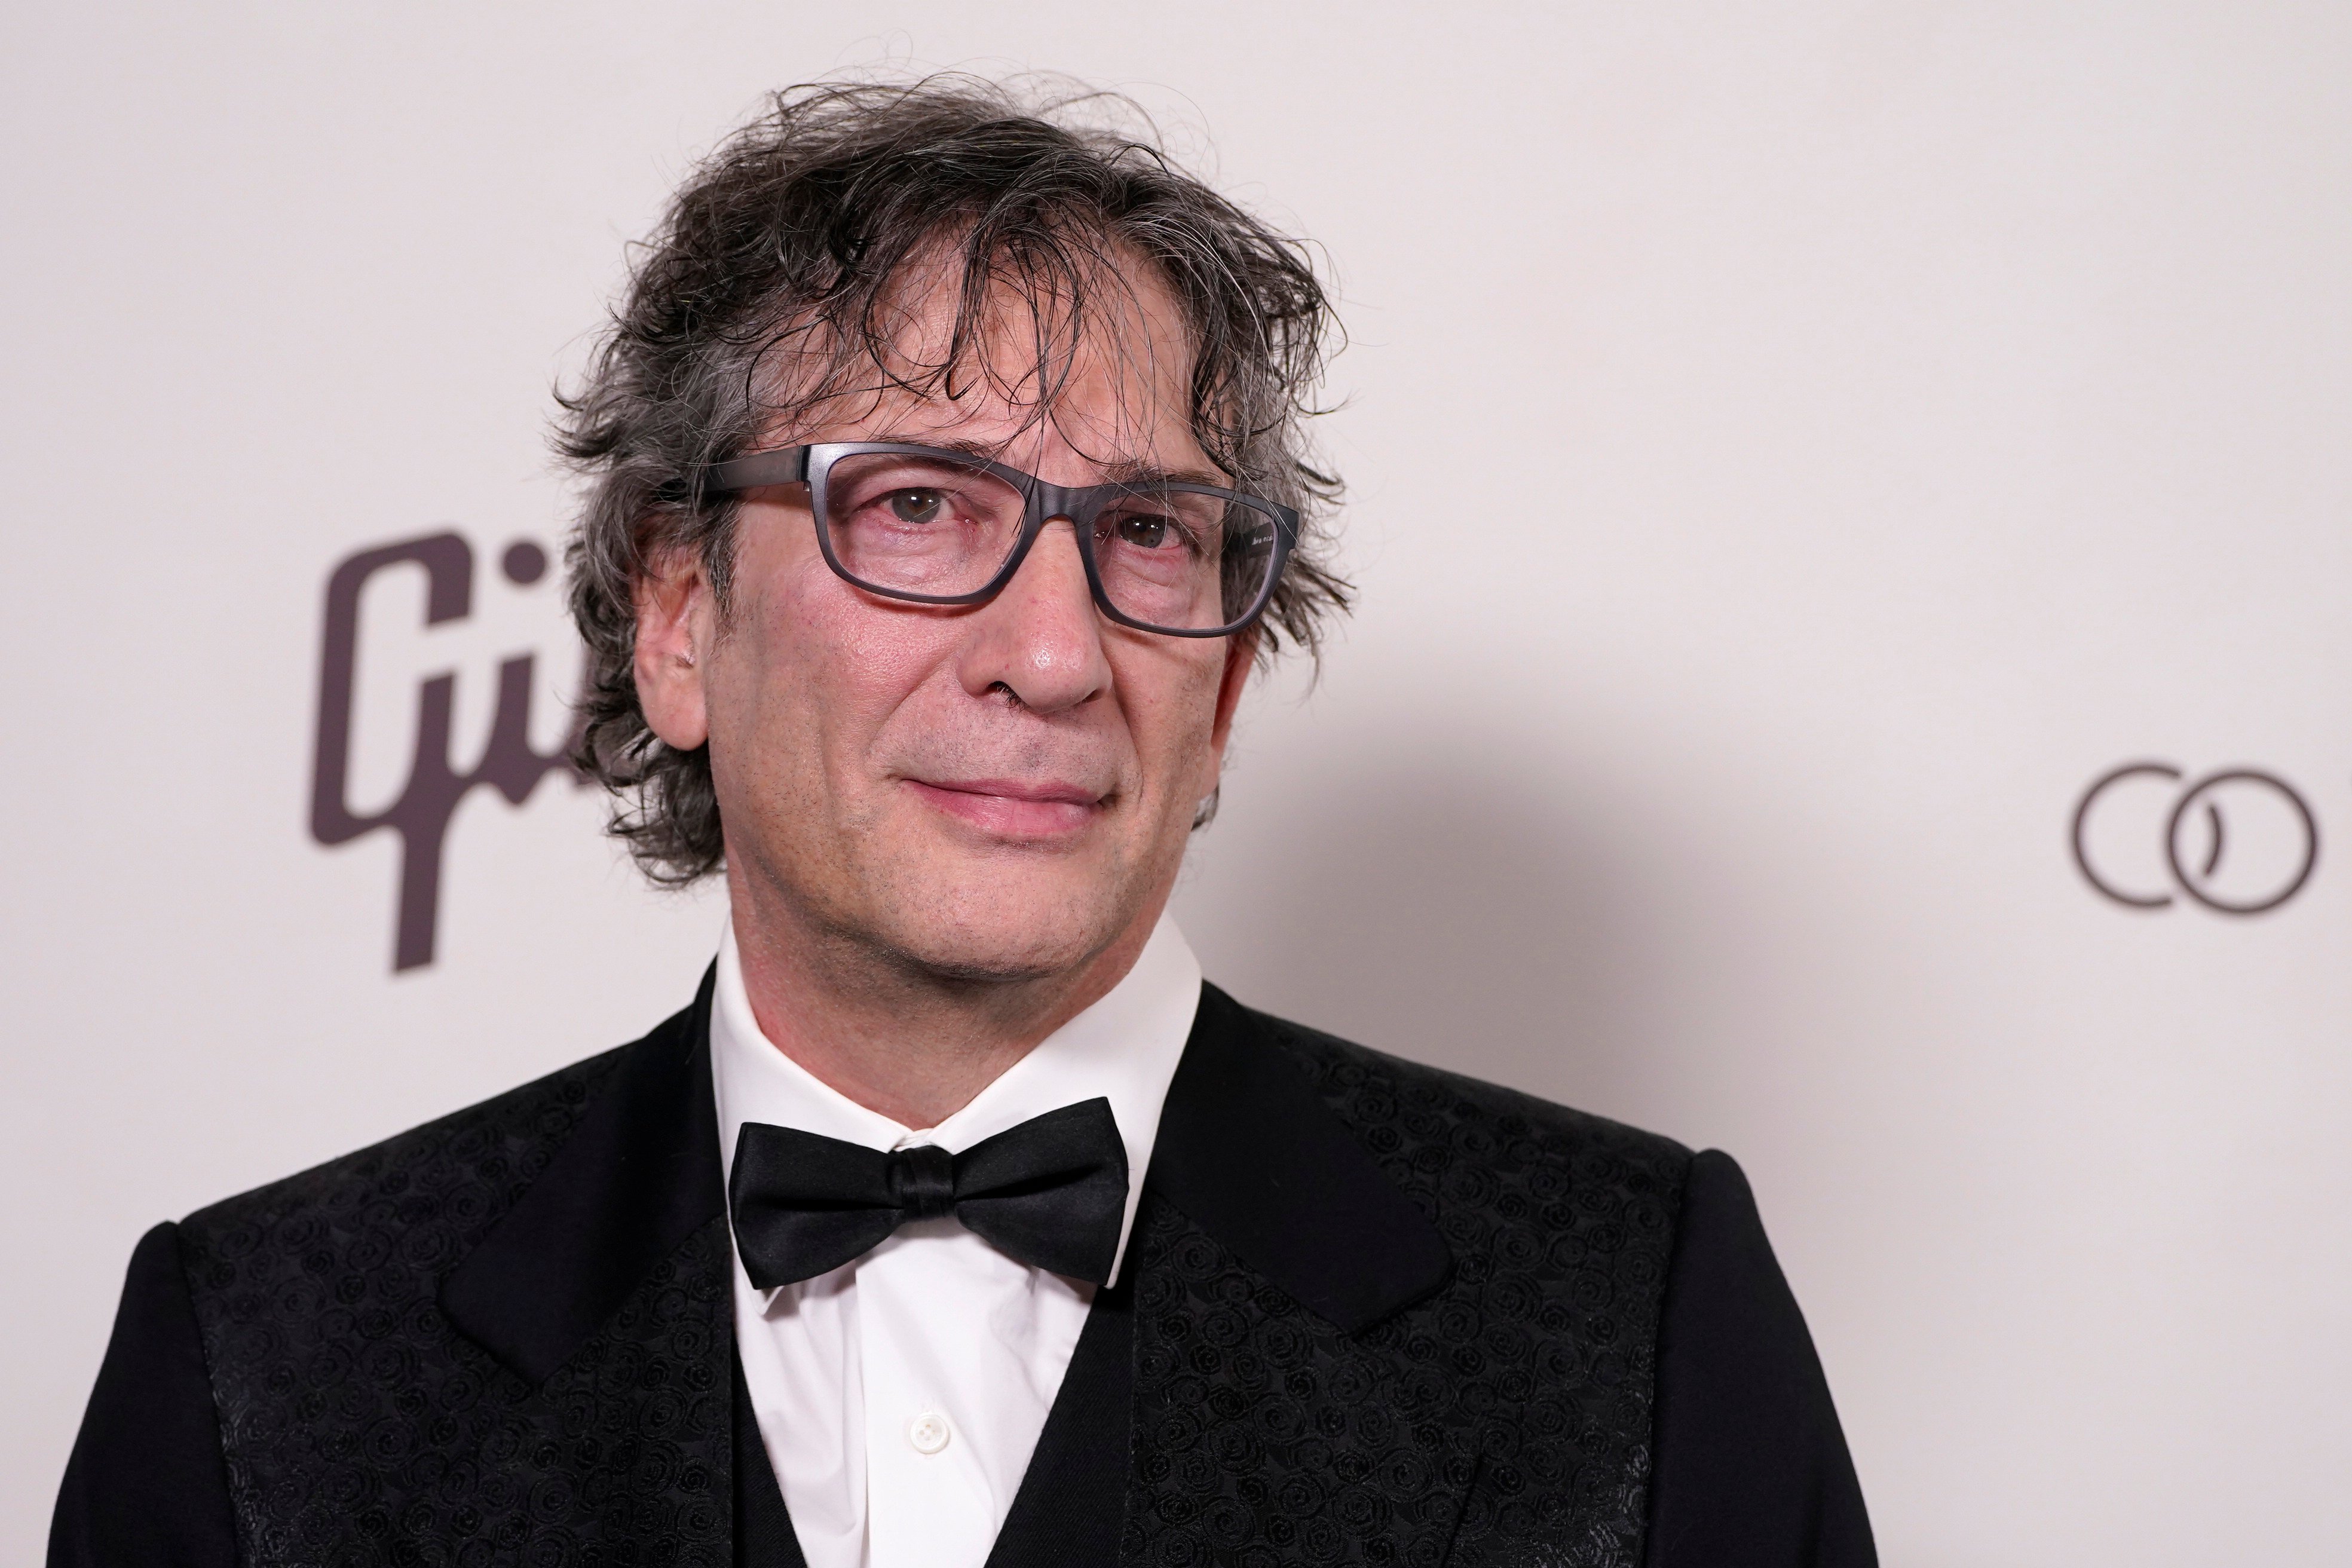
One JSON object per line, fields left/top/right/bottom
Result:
{"left": 702, "top": 442, "right": 1298, "bottom": 638}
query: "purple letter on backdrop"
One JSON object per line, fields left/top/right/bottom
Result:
{"left": 310, "top": 532, "right": 577, "bottom": 972}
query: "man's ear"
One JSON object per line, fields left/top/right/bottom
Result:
{"left": 633, "top": 547, "right": 712, "bottom": 751}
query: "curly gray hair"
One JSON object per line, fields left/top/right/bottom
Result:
{"left": 556, "top": 76, "right": 1349, "bottom": 884}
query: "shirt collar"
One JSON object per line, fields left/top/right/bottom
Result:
{"left": 708, "top": 911, "right": 1202, "bottom": 1286}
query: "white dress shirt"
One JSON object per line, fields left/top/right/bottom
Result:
{"left": 709, "top": 914, "right": 1202, "bottom": 1568}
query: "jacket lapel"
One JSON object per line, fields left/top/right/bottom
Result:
{"left": 440, "top": 970, "right": 736, "bottom": 1548}
{"left": 987, "top": 982, "right": 1462, "bottom": 1568}
{"left": 1147, "top": 984, "right": 1455, "bottom": 1331}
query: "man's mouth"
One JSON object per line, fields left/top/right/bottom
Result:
{"left": 903, "top": 777, "right": 1108, "bottom": 838}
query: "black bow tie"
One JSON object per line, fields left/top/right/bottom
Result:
{"left": 728, "top": 1098, "right": 1131, "bottom": 1287}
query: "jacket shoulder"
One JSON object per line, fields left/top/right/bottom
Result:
{"left": 1245, "top": 1002, "right": 1693, "bottom": 1181}
{"left": 177, "top": 1003, "right": 688, "bottom": 1259}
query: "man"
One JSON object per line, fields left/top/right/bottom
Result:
{"left": 52, "top": 79, "right": 1873, "bottom": 1568}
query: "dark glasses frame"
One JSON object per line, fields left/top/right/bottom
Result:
{"left": 702, "top": 442, "right": 1299, "bottom": 639}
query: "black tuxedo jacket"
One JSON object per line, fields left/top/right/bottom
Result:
{"left": 53, "top": 979, "right": 1873, "bottom": 1567}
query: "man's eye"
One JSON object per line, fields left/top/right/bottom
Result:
{"left": 1111, "top": 512, "right": 1176, "bottom": 550}
{"left": 887, "top": 489, "right": 947, "bottom": 523}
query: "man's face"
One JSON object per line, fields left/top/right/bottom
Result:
{"left": 638, "top": 260, "right": 1252, "bottom": 985}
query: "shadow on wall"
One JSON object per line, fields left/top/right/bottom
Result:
{"left": 1174, "top": 734, "right": 1684, "bottom": 1119}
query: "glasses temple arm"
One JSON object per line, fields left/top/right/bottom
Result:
{"left": 702, "top": 446, "right": 811, "bottom": 494}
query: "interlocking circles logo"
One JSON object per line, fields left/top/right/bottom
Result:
{"left": 2072, "top": 762, "right": 2319, "bottom": 915}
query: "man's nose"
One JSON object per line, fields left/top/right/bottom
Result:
{"left": 954, "top": 519, "right": 1111, "bottom": 714}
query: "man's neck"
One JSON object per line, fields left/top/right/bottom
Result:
{"left": 724, "top": 887, "right": 1165, "bottom": 1129}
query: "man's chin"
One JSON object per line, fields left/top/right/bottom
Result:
{"left": 871, "top": 923, "right": 1116, "bottom": 988}
{"left": 854, "top": 855, "right": 1150, "bottom": 988}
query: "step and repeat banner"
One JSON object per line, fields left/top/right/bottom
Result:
{"left": 7, "top": 5, "right": 2348, "bottom": 1563}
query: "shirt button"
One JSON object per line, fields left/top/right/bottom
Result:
{"left": 906, "top": 1411, "right": 952, "bottom": 1455}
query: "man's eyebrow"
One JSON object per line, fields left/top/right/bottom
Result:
{"left": 863, "top": 433, "right": 1232, "bottom": 489}
{"left": 1098, "top": 457, "right": 1234, "bottom": 489}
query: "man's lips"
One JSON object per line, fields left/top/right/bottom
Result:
{"left": 904, "top": 777, "right": 1108, "bottom": 837}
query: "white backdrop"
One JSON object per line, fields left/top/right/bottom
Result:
{"left": 7, "top": 4, "right": 2349, "bottom": 1562}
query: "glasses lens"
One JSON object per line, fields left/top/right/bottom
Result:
{"left": 820, "top": 452, "right": 1027, "bottom": 598}
{"left": 1089, "top": 488, "right": 1280, "bottom": 632}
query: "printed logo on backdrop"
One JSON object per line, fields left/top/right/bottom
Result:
{"left": 2072, "top": 762, "right": 2319, "bottom": 914}
{"left": 311, "top": 531, "right": 584, "bottom": 971}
